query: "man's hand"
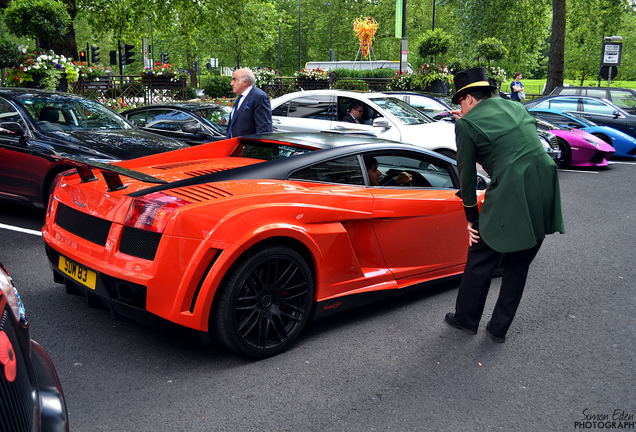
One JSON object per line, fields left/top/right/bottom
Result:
{"left": 467, "top": 221, "right": 480, "bottom": 246}
{"left": 450, "top": 109, "right": 462, "bottom": 120}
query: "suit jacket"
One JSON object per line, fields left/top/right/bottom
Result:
{"left": 340, "top": 113, "right": 360, "bottom": 123}
{"left": 227, "top": 87, "right": 273, "bottom": 138}
{"left": 455, "top": 97, "right": 564, "bottom": 253}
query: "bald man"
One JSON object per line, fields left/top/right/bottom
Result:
{"left": 226, "top": 68, "right": 273, "bottom": 138}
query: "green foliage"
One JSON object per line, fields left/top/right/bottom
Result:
{"left": 332, "top": 79, "right": 369, "bottom": 91}
{"left": 203, "top": 76, "right": 232, "bottom": 98}
{"left": 0, "top": 39, "right": 20, "bottom": 68}
{"left": 329, "top": 68, "right": 395, "bottom": 80}
{"left": 183, "top": 86, "right": 197, "bottom": 100}
{"left": 475, "top": 38, "right": 509, "bottom": 63}
{"left": 418, "top": 29, "right": 453, "bottom": 58}
{"left": 4, "top": 0, "right": 71, "bottom": 44}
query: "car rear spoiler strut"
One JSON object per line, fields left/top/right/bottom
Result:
{"left": 53, "top": 156, "right": 168, "bottom": 192}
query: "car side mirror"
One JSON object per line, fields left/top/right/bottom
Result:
{"left": 476, "top": 175, "right": 490, "bottom": 190}
{"left": 0, "top": 121, "right": 25, "bottom": 136}
{"left": 182, "top": 121, "right": 204, "bottom": 134}
{"left": 372, "top": 118, "right": 391, "bottom": 129}
{"left": 612, "top": 110, "right": 621, "bottom": 119}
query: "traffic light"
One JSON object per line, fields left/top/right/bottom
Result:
{"left": 78, "top": 50, "right": 87, "bottom": 62}
{"left": 123, "top": 44, "right": 135, "bottom": 65}
{"left": 90, "top": 45, "right": 100, "bottom": 64}
{"left": 109, "top": 50, "right": 117, "bottom": 66}
{"left": 160, "top": 52, "right": 169, "bottom": 64}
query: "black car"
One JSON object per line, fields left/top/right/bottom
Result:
{"left": 0, "top": 262, "right": 68, "bottom": 431}
{"left": 0, "top": 88, "right": 187, "bottom": 207}
{"left": 525, "top": 95, "right": 636, "bottom": 139}
{"left": 122, "top": 102, "right": 231, "bottom": 145}
{"left": 549, "top": 86, "right": 636, "bottom": 114}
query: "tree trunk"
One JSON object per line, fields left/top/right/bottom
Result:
{"left": 53, "top": 0, "right": 78, "bottom": 59}
{"left": 545, "top": 0, "right": 566, "bottom": 95}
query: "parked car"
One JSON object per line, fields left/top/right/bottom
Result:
{"left": 42, "top": 132, "right": 488, "bottom": 358}
{"left": 549, "top": 86, "right": 636, "bottom": 114}
{"left": 382, "top": 91, "right": 453, "bottom": 118}
{"left": 537, "top": 130, "right": 562, "bottom": 162}
{"left": 534, "top": 118, "right": 615, "bottom": 168}
{"left": 0, "top": 262, "right": 69, "bottom": 431}
{"left": 271, "top": 90, "right": 458, "bottom": 158}
{"left": 525, "top": 95, "right": 636, "bottom": 139}
{"left": 0, "top": 88, "right": 187, "bottom": 208}
{"left": 529, "top": 108, "right": 636, "bottom": 158}
{"left": 122, "top": 102, "right": 231, "bottom": 146}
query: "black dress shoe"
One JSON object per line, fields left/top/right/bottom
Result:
{"left": 444, "top": 313, "right": 477, "bottom": 335}
{"left": 485, "top": 322, "right": 506, "bottom": 343}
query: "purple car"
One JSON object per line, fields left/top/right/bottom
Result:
{"left": 535, "top": 119, "right": 615, "bottom": 168}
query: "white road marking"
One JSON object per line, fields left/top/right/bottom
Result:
{"left": 558, "top": 169, "right": 599, "bottom": 174}
{"left": 0, "top": 223, "right": 42, "bottom": 236}
{"left": 609, "top": 161, "right": 636, "bottom": 165}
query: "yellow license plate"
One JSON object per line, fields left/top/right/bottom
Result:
{"left": 58, "top": 255, "right": 97, "bottom": 290}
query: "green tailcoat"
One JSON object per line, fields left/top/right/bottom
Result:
{"left": 456, "top": 97, "right": 565, "bottom": 253}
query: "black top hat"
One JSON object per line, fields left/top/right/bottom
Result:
{"left": 451, "top": 67, "right": 496, "bottom": 104}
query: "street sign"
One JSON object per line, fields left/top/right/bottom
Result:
{"left": 599, "top": 65, "right": 618, "bottom": 80}
{"left": 601, "top": 42, "right": 622, "bottom": 66}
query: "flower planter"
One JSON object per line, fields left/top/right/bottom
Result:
{"left": 296, "top": 78, "right": 330, "bottom": 90}
{"left": 423, "top": 79, "right": 449, "bottom": 95}
{"left": 77, "top": 77, "right": 114, "bottom": 90}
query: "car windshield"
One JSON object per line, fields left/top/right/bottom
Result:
{"left": 193, "top": 106, "right": 231, "bottom": 134}
{"left": 16, "top": 94, "right": 131, "bottom": 131}
{"left": 369, "top": 97, "right": 433, "bottom": 125}
{"left": 230, "top": 140, "right": 315, "bottom": 160}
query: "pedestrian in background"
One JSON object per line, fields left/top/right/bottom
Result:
{"left": 510, "top": 72, "right": 525, "bottom": 101}
{"left": 444, "top": 67, "right": 564, "bottom": 343}
{"left": 226, "top": 68, "right": 272, "bottom": 138}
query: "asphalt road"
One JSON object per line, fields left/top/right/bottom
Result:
{"left": 0, "top": 162, "right": 634, "bottom": 432}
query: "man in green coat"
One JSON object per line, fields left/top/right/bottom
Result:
{"left": 444, "top": 67, "right": 564, "bottom": 342}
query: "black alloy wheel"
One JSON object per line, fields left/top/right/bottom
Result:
{"left": 555, "top": 137, "right": 572, "bottom": 168}
{"left": 214, "top": 246, "right": 314, "bottom": 358}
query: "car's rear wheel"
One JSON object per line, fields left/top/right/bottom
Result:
{"left": 555, "top": 138, "right": 571, "bottom": 168}
{"left": 214, "top": 246, "right": 314, "bottom": 358}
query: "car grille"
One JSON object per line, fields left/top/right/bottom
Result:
{"left": 548, "top": 135, "right": 559, "bottom": 150}
{"left": 0, "top": 309, "right": 35, "bottom": 432}
{"left": 119, "top": 226, "right": 162, "bottom": 260}
{"left": 183, "top": 168, "right": 228, "bottom": 176}
{"left": 56, "top": 203, "right": 111, "bottom": 246}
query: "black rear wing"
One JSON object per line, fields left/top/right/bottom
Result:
{"left": 53, "top": 156, "right": 167, "bottom": 192}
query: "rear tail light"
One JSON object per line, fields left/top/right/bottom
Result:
{"left": 124, "top": 192, "right": 191, "bottom": 233}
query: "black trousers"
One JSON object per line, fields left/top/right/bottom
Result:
{"left": 454, "top": 237, "right": 543, "bottom": 336}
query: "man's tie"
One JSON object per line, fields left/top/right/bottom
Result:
{"left": 231, "top": 94, "right": 243, "bottom": 119}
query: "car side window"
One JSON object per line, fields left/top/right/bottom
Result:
{"left": 581, "top": 99, "right": 615, "bottom": 115}
{"left": 545, "top": 98, "right": 578, "bottom": 112}
{"left": 290, "top": 155, "right": 364, "bottom": 185}
{"left": 127, "top": 111, "right": 148, "bottom": 127}
{"left": 337, "top": 97, "right": 380, "bottom": 124}
{"left": 0, "top": 97, "right": 26, "bottom": 128}
{"left": 585, "top": 89, "right": 607, "bottom": 99}
{"left": 537, "top": 112, "right": 571, "bottom": 125}
{"left": 286, "top": 96, "right": 335, "bottom": 120}
{"left": 611, "top": 91, "right": 636, "bottom": 110}
{"left": 142, "top": 109, "right": 198, "bottom": 132}
{"left": 369, "top": 152, "right": 456, "bottom": 188}
{"left": 272, "top": 101, "right": 290, "bottom": 117}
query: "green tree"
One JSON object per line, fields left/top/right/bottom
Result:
{"left": 4, "top": 0, "right": 70, "bottom": 50}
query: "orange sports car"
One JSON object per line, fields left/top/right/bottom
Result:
{"left": 42, "top": 132, "right": 485, "bottom": 358}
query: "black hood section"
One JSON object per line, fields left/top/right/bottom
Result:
{"left": 45, "top": 129, "right": 187, "bottom": 160}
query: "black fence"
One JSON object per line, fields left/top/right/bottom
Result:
{"left": 71, "top": 75, "right": 189, "bottom": 109}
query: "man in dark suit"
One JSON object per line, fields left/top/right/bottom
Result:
{"left": 226, "top": 68, "right": 272, "bottom": 138}
{"left": 340, "top": 102, "right": 364, "bottom": 123}
{"left": 444, "top": 67, "right": 564, "bottom": 343}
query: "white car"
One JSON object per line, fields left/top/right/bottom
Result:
{"left": 271, "top": 90, "right": 458, "bottom": 158}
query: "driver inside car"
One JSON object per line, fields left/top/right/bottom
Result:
{"left": 364, "top": 156, "right": 412, "bottom": 186}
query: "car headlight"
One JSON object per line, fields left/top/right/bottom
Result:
{"left": 0, "top": 264, "right": 26, "bottom": 323}
{"left": 583, "top": 138, "right": 600, "bottom": 148}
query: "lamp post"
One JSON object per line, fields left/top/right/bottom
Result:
{"left": 297, "top": 0, "right": 301, "bottom": 72}
{"left": 431, "top": 0, "right": 436, "bottom": 30}
{"left": 325, "top": 1, "right": 335, "bottom": 61}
